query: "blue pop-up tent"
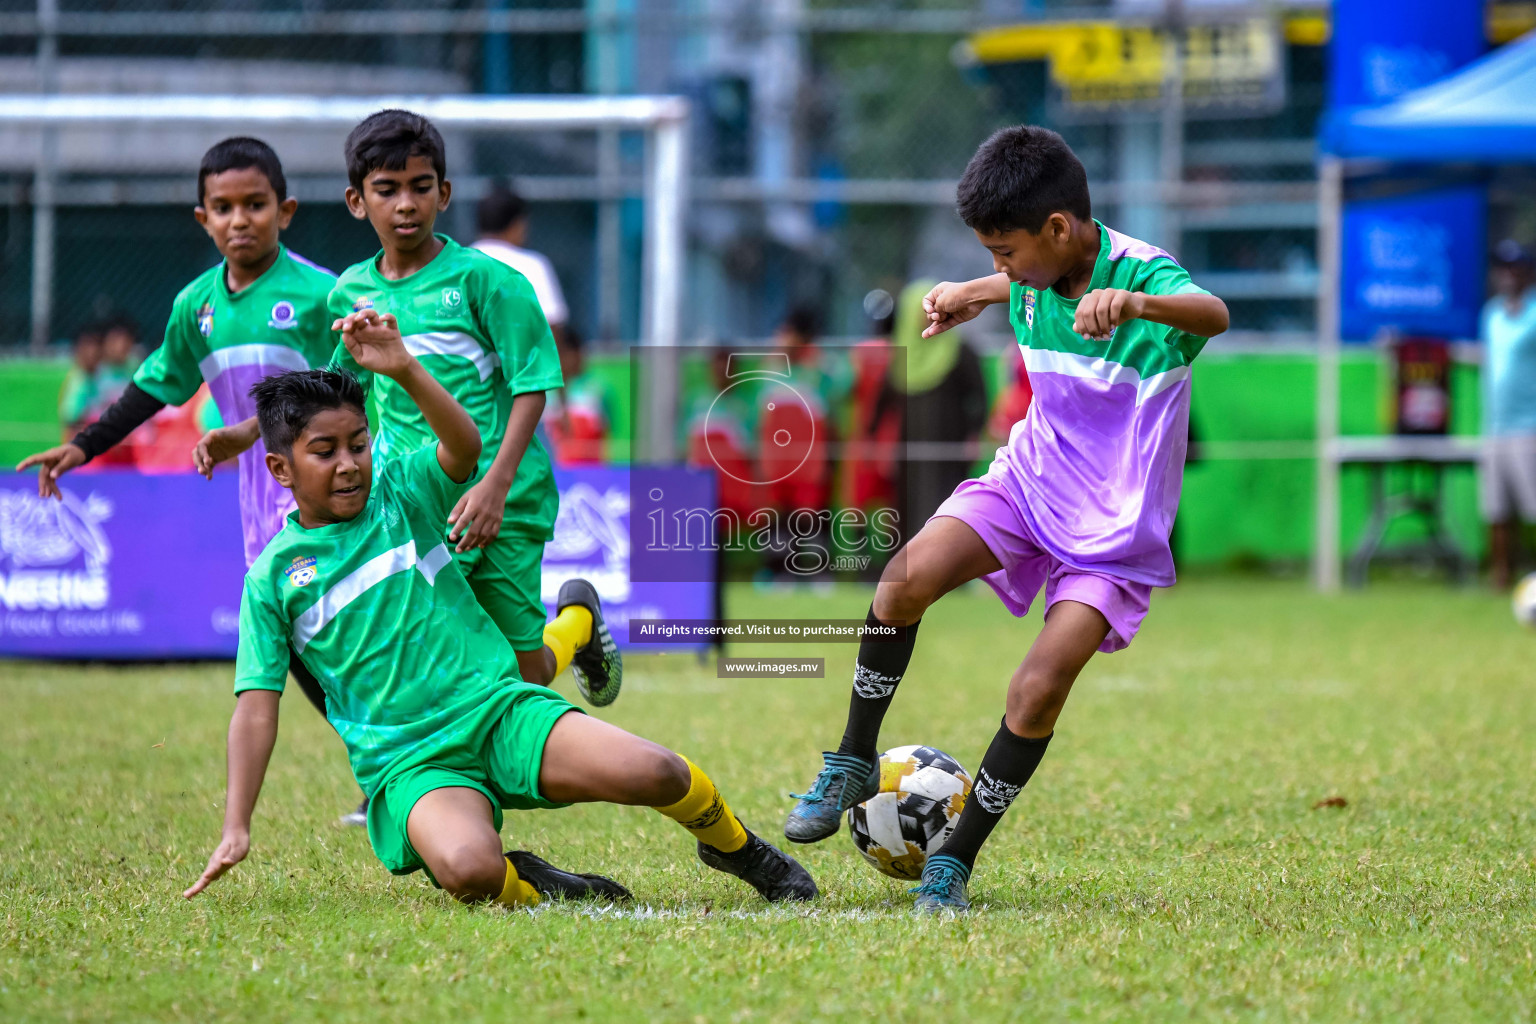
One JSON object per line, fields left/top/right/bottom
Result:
{"left": 1311, "top": 31, "right": 1536, "bottom": 589}
{"left": 1322, "top": 31, "right": 1536, "bottom": 162}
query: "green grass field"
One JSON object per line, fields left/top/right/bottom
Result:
{"left": 3, "top": 579, "right": 1534, "bottom": 1022}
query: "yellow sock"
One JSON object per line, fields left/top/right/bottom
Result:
{"left": 494, "top": 857, "right": 541, "bottom": 907}
{"left": 653, "top": 756, "right": 749, "bottom": 853}
{"left": 543, "top": 606, "right": 593, "bottom": 676}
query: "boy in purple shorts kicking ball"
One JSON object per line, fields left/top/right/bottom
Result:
{"left": 782, "top": 126, "right": 1229, "bottom": 912}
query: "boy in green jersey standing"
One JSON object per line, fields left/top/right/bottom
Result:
{"left": 16, "top": 140, "right": 348, "bottom": 797}
{"left": 327, "top": 110, "right": 619, "bottom": 706}
{"left": 184, "top": 322, "right": 816, "bottom": 906}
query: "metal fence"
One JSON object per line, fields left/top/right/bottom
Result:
{"left": 1, "top": 0, "right": 1334, "bottom": 356}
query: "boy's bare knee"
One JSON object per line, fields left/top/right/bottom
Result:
{"left": 516, "top": 649, "right": 554, "bottom": 687}
{"left": 639, "top": 747, "right": 691, "bottom": 806}
{"left": 433, "top": 845, "right": 506, "bottom": 902}
{"left": 872, "top": 577, "right": 931, "bottom": 626}
{"left": 1006, "top": 667, "right": 1073, "bottom": 737}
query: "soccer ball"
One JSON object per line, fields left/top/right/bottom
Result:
{"left": 846, "top": 744, "right": 971, "bottom": 880}
{"left": 1513, "top": 573, "right": 1536, "bottom": 628}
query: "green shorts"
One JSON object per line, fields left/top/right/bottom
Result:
{"left": 455, "top": 532, "right": 548, "bottom": 650}
{"left": 366, "top": 682, "right": 580, "bottom": 878}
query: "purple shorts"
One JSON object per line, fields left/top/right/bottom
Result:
{"left": 932, "top": 477, "right": 1151, "bottom": 653}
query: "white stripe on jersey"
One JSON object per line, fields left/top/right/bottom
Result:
{"left": 290, "top": 540, "right": 454, "bottom": 652}
{"left": 401, "top": 331, "right": 500, "bottom": 382}
{"left": 198, "top": 343, "right": 312, "bottom": 384}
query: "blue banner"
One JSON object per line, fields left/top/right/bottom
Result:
{"left": 0, "top": 466, "right": 715, "bottom": 659}
{"left": 1340, "top": 185, "right": 1486, "bottom": 341}
{"left": 1329, "top": 0, "right": 1483, "bottom": 108}
{"left": 0, "top": 470, "right": 246, "bottom": 658}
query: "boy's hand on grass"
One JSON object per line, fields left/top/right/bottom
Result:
{"left": 335, "top": 310, "right": 412, "bottom": 378}
{"left": 16, "top": 443, "right": 87, "bottom": 500}
{"left": 447, "top": 477, "right": 508, "bottom": 552}
{"left": 193, "top": 421, "right": 259, "bottom": 479}
{"left": 921, "top": 281, "right": 992, "bottom": 338}
{"left": 1073, "top": 288, "right": 1145, "bottom": 341}
{"left": 184, "top": 829, "right": 250, "bottom": 899}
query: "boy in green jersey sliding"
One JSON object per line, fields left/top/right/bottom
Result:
{"left": 183, "top": 320, "right": 816, "bottom": 906}
{"left": 327, "top": 109, "right": 619, "bottom": 706}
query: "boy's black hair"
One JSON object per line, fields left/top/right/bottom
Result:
{"left": 477, "top": 183, "right": 529, "bottom": 235}
{"left": 345, "top": 109, "right": 447, "bottom": 192}
{"left": 956, "top": 126, "right": 1092, "bottom": 236}
{"left": 251, "top": 368, "right": 368, "bottom": 458}
{"left": 102, "top": 313, "right": 140, "bottom": 340}
{"left": 198, "top": 137, "right": 287, "bottom": 205}
{"left": 782, "top": 305, "right": 820, "bottom": 339}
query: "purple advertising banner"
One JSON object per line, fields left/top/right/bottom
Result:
{"left": 549, "top": 465, "right": 715, "bottom": 646}
{"left": 0, "top": 466, "right": 715, "bottom": 659}
{"left": 0, "top": 470, "right": 246, "bottom": 658}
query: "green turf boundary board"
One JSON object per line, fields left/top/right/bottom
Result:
{"left": 0, "top": 349, "right": 1487, "bottom": 568}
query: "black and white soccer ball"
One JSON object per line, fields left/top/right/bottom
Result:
{"left": 846, "top": 744, "right": 971, "bottom": 880}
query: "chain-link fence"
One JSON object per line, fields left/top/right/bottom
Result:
{"left": 0, "top": 0, "right": 1339, "bottom": 359}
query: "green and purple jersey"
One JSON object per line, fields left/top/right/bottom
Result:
{"left": 329, "top": 236, "right": 563, "bottom": 541}
{"left": 132, "top": 247, "right": 336, "bottom": 564}
{"left": 1000, "top": 222, "right": 1211, "bottom": 586}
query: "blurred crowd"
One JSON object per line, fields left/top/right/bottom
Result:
{"left": 59, "top": 316, "right": 220, "bottom": 472}
{"left": 543, "top": 282, "right": 1036, "bottom": 559}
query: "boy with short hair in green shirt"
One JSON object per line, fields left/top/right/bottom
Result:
{"left": 327, "top": 108, "right": 619, "bottom": 707}
{"left": 184, "top": 317, "right": 816, "bottom": 906}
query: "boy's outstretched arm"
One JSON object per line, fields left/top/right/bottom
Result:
{"left": 1074, "top": 289, "right": 1230, "bottom": 342}
{"left": 447, "top": 390, "right": 545, "bottom": 552}
{"left": 333, "top": 310, "right": 482, "bottom": 483}
{"left": 184, "top": 689, "right": 280, "bottom": 898}
{"left": 922, "top": 273, "right": 1011, "bottom": 338}
{"left": 16, "top": 384, "right": 167, "bottom": 499}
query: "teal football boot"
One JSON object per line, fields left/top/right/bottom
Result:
{"left": 783, "top": 751, "right": 878, "bottom": 844}
{"left": 910, "top": 854, "right": 971, "bottom": 914}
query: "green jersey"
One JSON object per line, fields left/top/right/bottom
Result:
{"left": 234, "top": 444, "right": 527, "bottom": 797}
{"left": 132, "top": 246, "right": 337, "bottom": 565}
{"left": 329, "top": 236, "right": 563, "bottom": 541}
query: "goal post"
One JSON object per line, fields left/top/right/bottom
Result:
{"left": 0, "top": 93, "right": 689, "bottom": 461}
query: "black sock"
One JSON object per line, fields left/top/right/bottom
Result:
{"left": 835, "top": 606, "right": 920, "bottom": 764}
{"left": 937, "top": 719, "right": 1052, "bottom": 871}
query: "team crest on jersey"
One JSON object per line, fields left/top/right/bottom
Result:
{"left": 196, "top": 303, "right": 215, "bottom": 337}
{"left": 1023, "top": 291, "right": 1036, "bottom": 329}
{"left": 352, "top": 296, "right": 376, "bottom": 312}
{"left": 284, "top": 555, "right": 318, "bottom": 588}
{"left": 268, "top": 300, "right": 298, "bottom": 330}
{"left": 441, "top": 287, "right": 463, "bottom": 310}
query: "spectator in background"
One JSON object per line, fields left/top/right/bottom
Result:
{"left": 685, "top": 347, "right": 762, "bottom": 520}
{"left": 841, "top": 291, "right": 901, "bottom": 531}
{"left": 472, "top": 183, "right": 569, "bottom": 344}
{"left": 94, "top": 316, "right": 143, "bottom": 413}
{"left": 760, "top": 307, "right": 846, "bottom": 576}
{"left": 1481, "top": 240, "right": 1536, "bottom": 589}
{"left": 987, "top": 345, "right": 1033, "bottom": 442}
{"left": 58, "top": 323, "right": 104, "bottom": 437}
{"left": 543, "top": 328, "right": 614, "bottom": 465}
{"left": 888, "top": 278, "right": 987, "bottom": 532}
